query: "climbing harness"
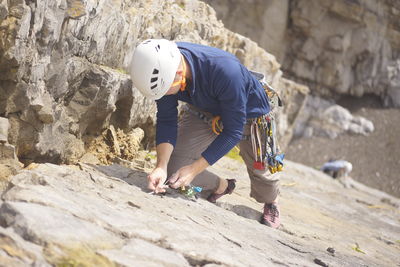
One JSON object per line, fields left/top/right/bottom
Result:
{"left": 182, "top": 105, "right": 222, "bottom": 132}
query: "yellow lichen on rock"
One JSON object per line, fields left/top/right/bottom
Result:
{"left": 84, "top": 126, "right": 144, "bottom": 165}
{"left": 44, "top": 244, "right": 116, "bottom": 267}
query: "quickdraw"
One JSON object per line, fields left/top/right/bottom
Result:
{"left": 162, "top": 176, "right": 203, "bottom": 199}
{"left": 178, "top": 185, "right": 203, "bottom": 198}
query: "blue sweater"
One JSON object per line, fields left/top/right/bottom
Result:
{"left": 156, "top": 42, "right": 270, "bottom": 165}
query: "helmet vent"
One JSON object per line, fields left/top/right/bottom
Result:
{"left": 152, "top": 68, "right": 159, "bottom": 74}
{"left": 151, "top": 84, "right": 157, "bottom": 90}
{"left": 155, "top": 44, "right": 161, "bottom": 52}
{"left": 151, "top": 77, "right": 158, "bottom": 83}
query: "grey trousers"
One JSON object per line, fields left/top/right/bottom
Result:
{"left": 167, "top": 106, "right": 280, "bottom": 204}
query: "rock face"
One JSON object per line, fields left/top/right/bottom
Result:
{"left": 0, "top": 158, "right": 399, "bottom": 266}
{"left": 204, "top": 0, "right": 400, "bottom": 106}
{"left": 0, "top": 117, "right": 21, "bottom": 191}
{"left": 294, "top": 96, "right": 374, "bottom": 139}
{"left": 0, "top": 0, "right": 307, "bottom": 164}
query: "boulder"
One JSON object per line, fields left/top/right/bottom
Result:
{"left": 293, "top": 96, "right": 374, "bottom": 139}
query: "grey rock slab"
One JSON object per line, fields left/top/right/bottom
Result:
{"left": 0, "top": 201, "right": 121, "bottom": 248}
{"left": 1, "top": 158, "right": 399, "bottom": 266}
{"left": 212, "top": 157, "right": 400, "bottom": 266}
{"left": 1, "top": 163, "right": 309, "bottom": 266}
{"left": 0, "top": 226, "right": 50, "bottom": 267}
{"left": 3, "top": 164, "right": 162, "bottom": 237}
{"left": 99, "top": 238, "right": 190, "bottom": 267}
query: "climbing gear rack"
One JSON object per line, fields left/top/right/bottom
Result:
{"left": 249, "top": 71, "right": 284, "bottom": 173}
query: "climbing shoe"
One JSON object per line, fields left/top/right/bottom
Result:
{"left": 207, "top": 179, "right": 236, "bottom": 203}
{"left": 261, "top": 202, "right": 280, "bottom": 228}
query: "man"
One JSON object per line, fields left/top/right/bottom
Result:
{"left": 322, "top": 160, "right": 353, "bottom": 178}
{"left": 130, "top": 39, "right": 281, "bottom": 228}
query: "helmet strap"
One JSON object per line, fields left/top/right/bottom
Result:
{"left": 171, "top": 55, "right": 187, "bottom": 92}
{"left": 180, "top": 55, "right": 187, "bottom": 92}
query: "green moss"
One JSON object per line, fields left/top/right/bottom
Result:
{"left": 145, "top": 152, "right": 156, "bottom": 160}
{"left": 177, "top": 1, "right": 185, "bottom": 9}
{"left": 225, "top": 146, "right": 243, "bottom": 162}
{"left": 115, "top": 68, "right": 128, "bottom": 74}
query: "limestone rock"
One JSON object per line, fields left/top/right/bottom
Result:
{"left": 0, "top": 202, "right": 122, "bottom": 248}
{"left": 0, "top": 0, "right": 306, "bottom": 164}
{"left": 0, "top": 158, "right": 398, "bottom": 266}
{"left": 0, "top": 0, "right": 8, "bottom": 20}
{"left": 0, "top": 227, "right": 50, "bottom": 267}
{"left": 205, "top": 0, "right": 400, "bottom": 105}
{"left": 293, "top": 96, "right": 374, "bottom": 139}
{"left": 385, "top": 59, "right": 400, "bottom": 107}
{"left": 0, "top": 117, "right": 21, "bottom": 192}
{"left": 0, "top": 118, "right": 8, "bottom": 143}
{"left": 276, "top": 77, "right": 309, "bottom": 148}
{"left": 98, "top": 238, "right": 190, "bottom": 266}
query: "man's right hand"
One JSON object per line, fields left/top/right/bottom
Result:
{"left": 147, "top": 167, "right": 168, "bottom": 193}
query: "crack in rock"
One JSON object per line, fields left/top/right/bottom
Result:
{"left": 314, "top": 258, "right": 329, "bottom": 267}
{"left": 127, "top": 201, "right": 141, "bottom": 209}
{"left": 277, "top": 240, "right": 309, "bottom": 254}
{"left": 183, "top": 255, "right": 222, "bottom": 267}
{"left": 219, "top": 233, "right": 242, "bottom": 248}
{"left": 270, "top": 258, "right": 291, "bottom": 266}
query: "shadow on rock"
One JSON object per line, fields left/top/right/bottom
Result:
{"left": 86, "top": 163, "right": 204, "bottom": 203}
{"left": 217, "top": 202, "right": 263, "bottom": 222}
{"left": 88, "top": 164, "right": 149, "bottom": 192}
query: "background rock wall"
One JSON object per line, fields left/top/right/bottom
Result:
{"left": 203, "top": 0, "right": 400, "bottom": 106}
{"left": 0, "top": 0, "right": 307, "bottom": 164}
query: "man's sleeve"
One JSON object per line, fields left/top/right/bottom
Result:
{"left": 156, "top": 95, "right": 179, "bottom": 147}
{"left": 201, "top": 64, "right": 247, "bottom": 165}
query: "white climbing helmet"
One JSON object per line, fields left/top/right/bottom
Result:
{"left": 130, "top": 39, "right": 181, "bottom": 100}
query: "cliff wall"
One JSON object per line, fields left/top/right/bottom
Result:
{"left": 204, "top": 0, "right": 400, "bottom": 106}
{"left": 0, "top": 0, "right": 307, "bottom": 165}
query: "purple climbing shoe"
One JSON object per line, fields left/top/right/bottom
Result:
{"left": 207, "top": 179, "right": 236, "bottom": 203}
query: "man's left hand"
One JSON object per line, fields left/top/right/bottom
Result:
{"left": 168, "top": 165, "right": 196, "bottom": 189}
{"left": 168, "top": 157, "right": 209, "bottom": 189}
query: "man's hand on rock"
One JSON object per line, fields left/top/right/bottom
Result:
{"left": 168, "top": 165, "right": 197, "bottom": 189}
{"left": 147, "top": 167, "right": 168, "bottom": 193}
